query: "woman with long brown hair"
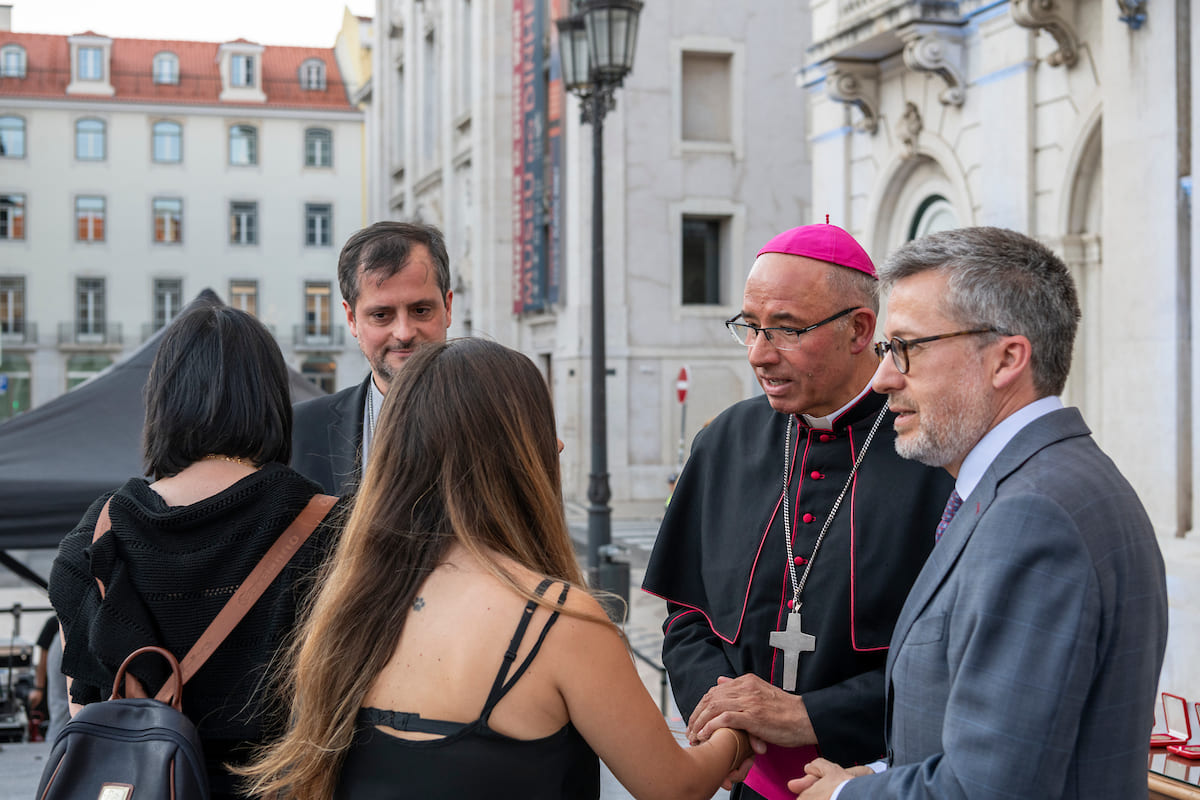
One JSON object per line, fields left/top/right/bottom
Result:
{"left": 240, "top": 338, "right": 751, "bottom": 800}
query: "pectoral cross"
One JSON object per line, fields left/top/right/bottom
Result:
{"left": 769, "top": 612, "right": 815, "bottom": 692}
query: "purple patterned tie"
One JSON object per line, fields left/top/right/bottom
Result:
{"left": 935, "top": 490, "right": 963, "bottom": 542}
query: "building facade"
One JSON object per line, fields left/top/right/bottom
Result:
{"left": 0, "top": 11, "right": 365, "bottom": 417}
{"left": 367, "top": 0, "right": 810, "bottom": 507}
{"left": 804, "top": 0, "right": 1199, "bottom": 703}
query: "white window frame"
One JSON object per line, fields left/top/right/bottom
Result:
{"left": 153, "top": 197, "right": 182, "bottom": 244}
{"left": 75, "top": 195, "right": 105, "bottom": 242}
{"left": 231, "top": 54, "right": 255, "bottom": 88}
{"left": 229, "top": 124, "right": 257, "bottom": 166}
{"left": 0, "top": 116, "right": 25, "bottom": 158}
{"left": 230, "top": 201, "right": 258, "bottom": 245}
{"left": 0, "top": 276, "right": 25, "bottom": 336}
{"left": 0, "top": 194, "right": 25, "bottom": 240}
{"left": 1, "top": 45, "right": 26, "bottom": 78}
{"left": 670, "top": 37, "right": 744, "bottom": 159}
{"left": 77, "top": 46, "right": 103, "bottom": 81}
{"left": 152, "top": 120, "right": 182, "bottom": 163}
{"left": 304, "top": 281, "right": 333, "bottom": 337}
{"left": 76, "top": 277, "right": 106, "bottom": 339}
{"left": 305, "top": 203, "right": 333, "bottom": 247}
{"left": 75, "top": 118, "right": 106, "bottom": 161}
{"left": 153, "top": 278, "right": 183, "bottom": 329}
{"left": 153, "top": 52, "right": 179, "bottom": 85}
{"left": 230, "top": 279, "right": 258, "bottom": 315}
{"left": 300, "top": 59, "right": 326, "bottom": 90}
{"left": 305, "top": 128, "right": 332, "bottom": 167}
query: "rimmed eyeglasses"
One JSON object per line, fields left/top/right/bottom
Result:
{"left": 874, "top": 329, "right": 1006, "bottom": 374}
{"left": 725, "top": 307, "right": 859, "bottom": 351}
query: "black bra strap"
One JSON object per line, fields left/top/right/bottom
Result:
{"left": 358, "top": 707, "right": 465, "bottom": 737}
{"left": 481, "top": 580, "right": 570, "bottom": 720}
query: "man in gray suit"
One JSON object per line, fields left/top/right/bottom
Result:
{"left": 792, "top": 226, "right": 1168, "bottom": 799}
{"left": 292, "top": 222, "right": 453, "bottom": 494}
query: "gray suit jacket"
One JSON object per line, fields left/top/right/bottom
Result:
{"left": 290, "top": 375, "right": 371, "bottom": 496}
{"left": 842, "top": 407, "right": 1168, "bottom": 800}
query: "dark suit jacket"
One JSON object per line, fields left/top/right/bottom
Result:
{"left": 842, "top": 407, "right": 1168, "bottom": 800}
{"left": 291, "top": 375, "right": 371, "bottom": 495}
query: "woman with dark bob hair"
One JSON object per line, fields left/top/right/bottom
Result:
{"left": 49, "top": 301, "right": 345, "bottom": 799}
{"left": 239, "top": 338, "right": 752, "bottom": 800}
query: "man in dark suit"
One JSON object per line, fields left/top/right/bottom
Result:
{"left": 292, "top": 222, "right": 452, "bottom": 494}
{"left": 792, "top": 227, "right": 1168, "bottom": 800}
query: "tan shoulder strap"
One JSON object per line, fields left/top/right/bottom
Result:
{"left": 157, "top": 493, "right": 337, "bottom": 702}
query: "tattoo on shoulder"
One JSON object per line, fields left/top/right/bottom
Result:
{"left": 413, "top": 597, "right": 426, "bottom": 611}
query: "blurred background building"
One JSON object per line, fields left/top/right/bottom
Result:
{"left": 0, "top": 5, "right": 366, "bottom": 415}
{"left": 2, "top": 0, "right": 1199, "bottom": 707}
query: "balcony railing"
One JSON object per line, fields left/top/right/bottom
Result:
{"left": 0, "top": 321, "right": 37, "bottom": 348}
{"left": 58, "top": 321, "right": 122, "bottom": 348}
{"left": 293, "top": 324, "right": 345, "bottom": 351}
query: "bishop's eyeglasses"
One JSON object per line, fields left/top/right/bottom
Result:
{"left": 725, "top": 307, "right": 859, "bottom": 351}
{"left": 874, "top": 328, "right": 1005, "bottom": 374}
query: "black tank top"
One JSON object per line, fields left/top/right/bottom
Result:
{"left": 334, "top": 580, "right": 600, "bottom": 799}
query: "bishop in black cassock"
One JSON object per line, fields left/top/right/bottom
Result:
{"left": 643, "top": 223, "right": 954, "bottom": 800}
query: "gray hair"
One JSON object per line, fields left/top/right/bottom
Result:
{"left": 826, "top": 263, "right": 880, "bottom": 315}
{"left": 878, "top": 227, "right": 1080, "bottom": 396}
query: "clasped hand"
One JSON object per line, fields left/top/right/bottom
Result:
{"left": 686, "top": 674, "right": 816, "bottom": 749}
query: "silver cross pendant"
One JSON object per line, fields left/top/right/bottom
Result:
{"left": 769, "top": 612, "right": 816, "bottom": 692}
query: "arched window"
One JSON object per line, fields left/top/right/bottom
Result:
{"left": 305, "top": 127, "right": 332, "bottom": 167}
{"left": 0, "top": 45, "right": 26, "bottom": 78}
{"left": 153, "top": 52, "right": 179, "bottom": 84}
{"left": 908, "top": 195, "right": 958, "bottom": 241}
{"left": 299, "top": 58, "right": 326, "bottom": 90}
{"left": 229, "top": 124, "right": 257, "bottom": 166}
{"left": 152, "top": 120, "right": 182, "bottom": 163}
{"left": 75, "top": 118, "right": 106, "bottom": 161}
{"left": 0, "top": 116, "right": 25, "bottom": 158}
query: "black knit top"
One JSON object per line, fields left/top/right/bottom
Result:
{"left": 49, "top": 462, "right": 343, "bottom": 799}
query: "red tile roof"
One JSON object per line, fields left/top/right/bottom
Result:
{"left": 0, "top": 31, "right": 355, "bottom": 111}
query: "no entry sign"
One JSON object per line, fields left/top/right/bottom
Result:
{"left": 676, "top": 366, "right": 690, "bottom": 404}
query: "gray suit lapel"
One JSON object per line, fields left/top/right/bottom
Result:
{"left": 884, "top": 408, "right": 1092, "bottom": 679}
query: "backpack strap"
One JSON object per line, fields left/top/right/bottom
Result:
{"left": 89, "top": 492, "right": 337, "bottom": 703}
{"left": 157, "top": 493, "right": 336, "bottom": 703}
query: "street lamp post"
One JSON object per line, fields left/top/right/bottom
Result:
{"left": 556, "top": 0, "right": 643, "bottom": 615}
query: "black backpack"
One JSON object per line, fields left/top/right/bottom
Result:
{"left": 36, "top": 646, "right": 210, "bottom": 800}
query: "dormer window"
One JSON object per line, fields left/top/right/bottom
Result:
{"left": 0, "top": 45, "right": 26, "bottom": 78}
{"left": 217, "top": 41, "right": 266, "bottom": 103}
{"left": 78, "top": 46, "right": 103, "bottom": 80}
{"left": 300, "top": 58, "right": 326, "bottom": 90}
{"left": 232, "top": 54, "right": 255, "bottom": 87}
{"left": 153, "top": 52, "right": 179, "bottom": 85}
{"left": 67, "top": 34, "right": 114, "bottom": 96}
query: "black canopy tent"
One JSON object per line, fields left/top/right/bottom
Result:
{"left": 0, "top": 290, "right": 325, "bottom": 565}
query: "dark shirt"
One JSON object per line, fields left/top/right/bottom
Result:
{"left": 49, "top": 463, "right": 343, "bottom": 799}
{"left": 335, "top": 582, "right": 600, "bottom": 800}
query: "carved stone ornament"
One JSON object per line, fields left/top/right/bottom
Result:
{"left": 899, "top": 102, "right": 923, "bottom": 159}
{"left": 825, "top": 63, "right": 880, "bottom": 134}
{"left": 900, "top": 27, "right": 966, "bottom": 107}
{"left": 1011, "top": 0, "right": 1081, "bottom": 68}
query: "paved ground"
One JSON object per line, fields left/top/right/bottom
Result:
{"left": 0, "top": 508, "right": 729, "bottom": 800}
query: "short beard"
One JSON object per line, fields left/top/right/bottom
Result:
{"left": 893, "top": 389, "right": 991, "bottom": 468}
